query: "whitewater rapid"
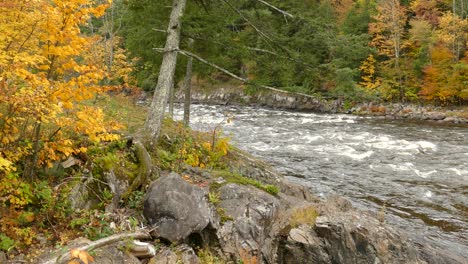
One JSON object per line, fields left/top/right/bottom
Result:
{"left": 173, "top": 104, "right": 468, "bottom": 258}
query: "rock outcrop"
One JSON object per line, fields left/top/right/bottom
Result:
{"left": 142, "top": 171, "right": 457, "bottom": 263}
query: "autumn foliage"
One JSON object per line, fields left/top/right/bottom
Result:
{"left": 361, "top": 0, "right": 468, "bottom": 104}
{"left": 0, "top": 0, "right": 120, "bottom": 176}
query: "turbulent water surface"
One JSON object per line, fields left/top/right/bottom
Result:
{"left": 174, "top": 104, "right": 468, "bottom": 258}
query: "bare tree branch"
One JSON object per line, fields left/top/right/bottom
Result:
{"left": 152, "top": 28, "right": 167, "bottom": 33}
{"left": 255, "top": 0, "right": 294, "bottom": 18}
{"left": 154, "top": 48, "right": 319, "bottom": 100}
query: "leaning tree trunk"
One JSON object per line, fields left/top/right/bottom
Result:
{"left": 183, "top": 38, "right": 194, "bottom": 126}
{"left": 144, "top": 0, "right": 187, "bottom": 142}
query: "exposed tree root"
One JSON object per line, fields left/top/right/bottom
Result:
{"left": 41, "top": 231, "right": 152, "bottom": 264}
{"left": 122, "top": 140, "right": 153, "bottom": 200}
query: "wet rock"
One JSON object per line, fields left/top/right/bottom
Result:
{"left": 143, "top": 173, "right": 214, "bottom": 243}
{"left": 424, "top": 112, "right": 446, "bottom": 120}
{"left": 312, "top": 212, "right": 424, "bottom": 264}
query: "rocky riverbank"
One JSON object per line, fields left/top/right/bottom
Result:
{"left": 173, "top": 83, "right": 468, "bottom": 124}
{"left": 36, "top": 149, "right": 465, "bottom": 264}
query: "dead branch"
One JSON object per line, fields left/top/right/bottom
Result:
{"left": 221, "top": 0, "right": 275, "bottom": 47}
{"left": 152, "top": 28, "right": 167, "bottom": 33}
{"left": 254, "top": 0, "right": 294, "bottom": 18}
{"left": 160, "top": 49, "right": 320, "bottom": 100}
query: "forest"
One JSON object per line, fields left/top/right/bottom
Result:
{"left": 0, "top": 0, "right": 467, "bottom": 263}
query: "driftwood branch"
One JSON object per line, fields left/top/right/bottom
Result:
{"left": 255, "top": 0, "right": 294, "bottom": 18}
{"left": 154, "top": 48, "right": 318, "bottom": 100}
{"left": 42, "top": 231, "right": 151, "bottom": 264}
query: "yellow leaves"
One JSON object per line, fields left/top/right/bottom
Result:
{"left": 70, "top": 249, "right": 94, "bottom": 264}
{"left": 0, "top": 174, "right": 33, "bottom": 209}
{"left": 75, "top": 106, "right": 121, "bottom": 143}
{"left": 359, "top": 55, "right": 381, "bottom": 90}
{"left": 215, "top": 138, "right": 230, "bottom": 156}
{"left": 0, "top": 0, "right": 119, "bottom": 172}
{"left": 0, "top": 157, "right": 15, "bottom": 173}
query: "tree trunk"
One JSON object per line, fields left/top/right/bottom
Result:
{"left": 168, "top": 84, "right": 175, "bottom": 118}
{"left": 183, "top": 38, "right": 194, "bottom": 126}
{"left": 144, "top": 0, "right": 186, "bottom": 142}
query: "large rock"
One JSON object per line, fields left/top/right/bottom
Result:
{"left": 278, "top": 197, "right": 426, "bottom": 264}
{"left": 217, "top": 183, "right": 281, "bottom": 263}
{"left": 143, "top": 173, "right": 215, "bottom": 243}
{"left": 278, "top": 225, "right": 331, "bottom": 264}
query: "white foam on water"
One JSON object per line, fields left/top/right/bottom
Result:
{"left": 417, "top": 141, "right": 436, "bottom": 149}
{"left": 301, "top": 116, "right": 355, "bottom": 124}
{"left": 329, "top": 133, "right": 344, "bottom": 141}
{"left": 447, "top": 168, "right": 468, "bottom": 176}
{"left": 250, "top": 142, "right": 279, "bottom": 152}
{"left": 413, "top": 169, "right": 437, "bottom": 178}
{"left": 425, "top": 191, "right": 433, "bottom": 198}
{"left": 388, "top": 163, "right": 413, "bottom": 171}
{"left": 365, "top": 136, "right": 437, "bottom": 154}
{"left": 286, "top": 144, "right": 307, "bottom": 152}
{"left": 338, "top": 147, "right": 374, "bottom": 160}
{"left": 303, "top": 135, "right": 324, "bottom": 143}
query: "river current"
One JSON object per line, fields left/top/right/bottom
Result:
{"left": 173, "top": 104, "right": 468, "bottom": 258}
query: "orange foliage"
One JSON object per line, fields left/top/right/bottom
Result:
{"left": 420, "top": 47, "right": 467, "bottom": 103}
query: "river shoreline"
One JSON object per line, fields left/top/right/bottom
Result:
{"left": 172, "top": 83, "right": 468, "bottom": 125}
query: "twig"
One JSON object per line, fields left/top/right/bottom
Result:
{"left": 54, "top": 176, "right": 110, "bottom": 190}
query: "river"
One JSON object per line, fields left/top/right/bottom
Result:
{"left": 174, "top": 104, "right": 468, "bottom": 259}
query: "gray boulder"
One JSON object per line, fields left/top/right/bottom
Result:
{"left": 217, "top": 183, "right": 281, "bottom": 263}
{"left": 278, "top": 225, "right": 331, "bottom": 264}
{"left": 143, "top": 173, "right": 215, "bottom": 243}
{"left": 277, "top": 197, "right": 426, "bottom": 264}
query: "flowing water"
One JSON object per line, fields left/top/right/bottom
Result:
{"left": 174, "top": 104, "right": 468, "bottom": 258}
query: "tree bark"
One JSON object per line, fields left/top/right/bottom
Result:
{"left": 183, "top": 38, "right": 194, "bottom": 126}
{"left": 168, "top": 84, "right": 175, "bottom": 118}
{"left": 144, "top": 0, "right": 187, "bottom": 142}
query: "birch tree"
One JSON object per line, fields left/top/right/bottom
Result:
{"left": 144, "top": 0, "right": 187, "bottom": 142}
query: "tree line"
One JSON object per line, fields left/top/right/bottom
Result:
{"left": 121, "top": 0, "right": 467, "bottom": 106}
